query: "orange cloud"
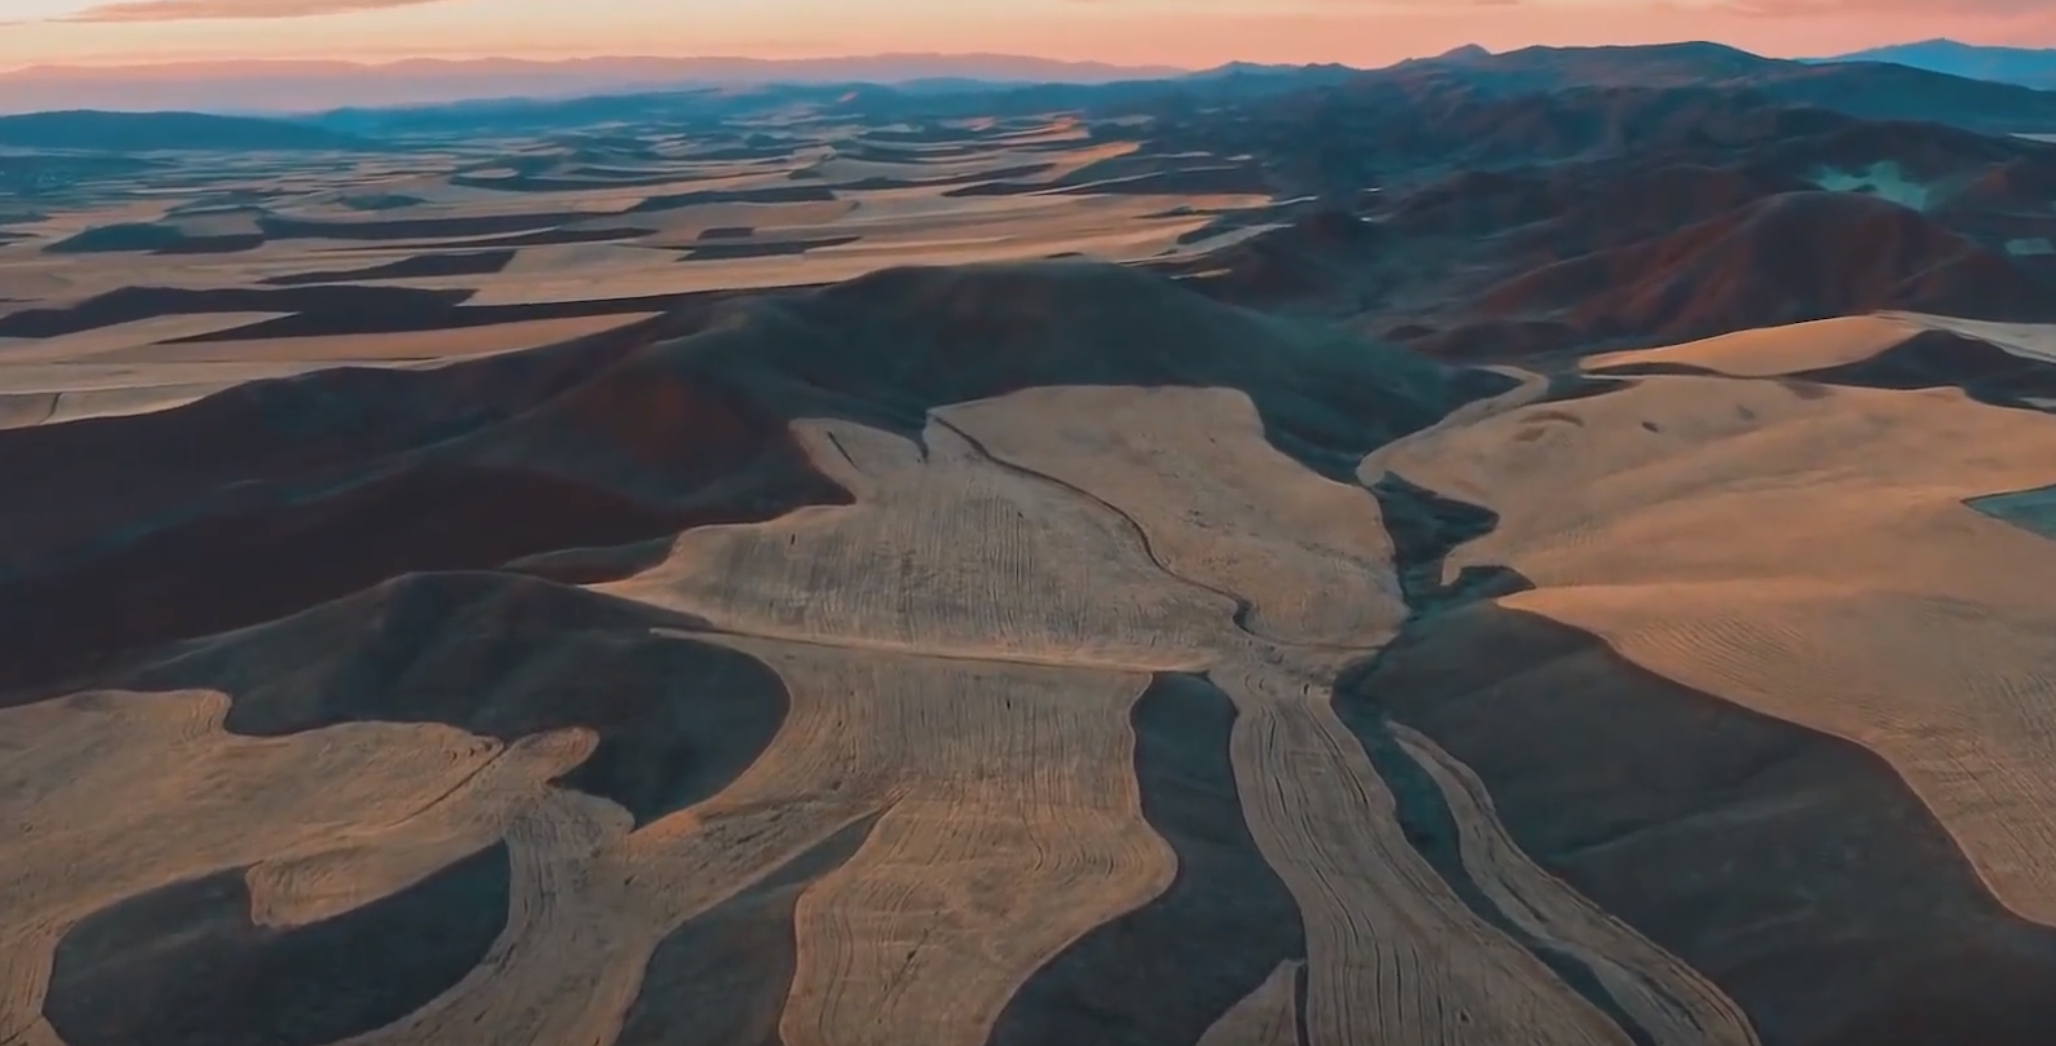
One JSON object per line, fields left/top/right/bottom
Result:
{"left": 64, "top": 0, "right": 447, "bottom": 21}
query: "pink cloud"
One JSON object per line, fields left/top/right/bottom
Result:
{"left": 64, "top": 0, "right": 446, "bottom": 21}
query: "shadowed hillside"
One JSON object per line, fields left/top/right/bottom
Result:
{"left": 10, "top": 45, "right": 2056, "bottom": 1046}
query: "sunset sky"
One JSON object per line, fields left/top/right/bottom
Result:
{"left": 1, "top": 0, "right": 2050, "bottom": 71}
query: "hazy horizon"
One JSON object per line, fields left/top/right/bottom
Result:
{"left": 0, "top": 35, "right": 2038, "bottom": 117}
{"left": 4, "top": 0, "right": 2052, "bottom": 74}
{"left": 4, "top": 0, "right": 2055, "bottom": 116}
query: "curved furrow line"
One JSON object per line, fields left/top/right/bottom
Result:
{"left": 984, "top": 672, "right": 1308, "bottom": 1046}
{"left": 1391, "top": 723, "right": 1761, "bottom": 1046}
{"left": 932, "top": 397, "right": 1399, "bottom": 653}
{"left": 600, "top": 414, "right": 1226, "bottom": 670}
{"left": 1217, "top": 665, "right": 1632, "bottom": 1046}
{"left": 0, "top": 691, "right": 572, "bottom": 1046}
{"left": 45, "top": 842, "right": 512, "bottom": 1046}
{"left": 331, "top": 786, "right": 643, "bottom": 1046}
{"left": 1336, "top": 695, "right": 1655, "bottom": 1046}
{"left": 612, "top": 813, "right": 882, "bottom": 1046}
{"left": 714, "top": 637, "right": 1172, "bottom": 1046}
{"left": 924, "top": 411, "right": 1259, "bottom": 629}
{"left": 939, "top": 383, "right": 1634, "bottom": 1043}
{"left": 1345, "top": 467, "right": 1703, "bottom": 1045}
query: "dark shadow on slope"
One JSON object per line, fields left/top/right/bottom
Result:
{"left": 170, "top": 285, "right": 783, "bottom": 341}
{"left": 1345, "top": 476, "right": 1648, "bottom": 1041}
{"left": 1588, "top": 329, "right": 2056, "bottom": 412}
{"left": 985, "top": 673, "right": 1306, "bottom": 1046}
{"left": 0, "top": 307, "right": 843, "bottom": 700}
{"left": 1582, "top": 361, "right": 1719, "bottom": 378}
{"left": 615, "top": 814, "right": 882, "bottom": 1046}
{"left": 44, "top": 223, "right": 263, "bottom": 255}
{"left": 501, "top": 535, "right": 679, "bottom": 585}
{"left": 1343, "top": 601, "right": 2056, "bottom": 1046}
{"left": 260, "top": 250, "right": 517, "bottom": 287}
{"left": 1544, "top": 372, "right": 1642, "bottom": 403}
{"left": 125, "top": 572, "right": 788, "bottom": 827}
{"left": 1339, "top": 470, "right": 2056, "bottom": 1046}
{"left": 0, "top": 466, "right": 706, "bottom": 699}
{"left": 681, "top": 236, "right": 861, "bottom": 261}
{"left": 626, "top": 184, "right": 838, "bottom": 213}
{"left": 1967, "top": 483, "right": 2056, "bottom": 543}
{"left": 45, "top": 843, "right": 509, "bottom": 1046}
{"left": 678, "top": 260, "right": 1516, "bottom": 485}
{"left": 0, "top": 285, "right": 476, "bottom": 339}
{"left": 1363, "top": 471, "right": 1530, "bottom": 613}
{"left": 828, "top": 161, "right": 1054, "bottom": 191}
{"left": 1148, "top": 208, "right": 1394, "bottom": 313}
{"left": 447, "top": 226, "right": 655, "bottom": 249}
{"left": 1785, "top": 328, "right": 2056, "bottom": 410}
{"left": 257, "top": 212, "right": 597, "bottom": 241}
{"left": 0, "top": 333, "right": 639, "bottom": 574}
{"left": 1473, "top": 191, "right": 2056, "bottom": 347}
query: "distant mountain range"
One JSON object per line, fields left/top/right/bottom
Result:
{"left": 1816, "top": 39, "right": 2056, "bottom": 90}
{"left": 0, "top": 53, "right": 1190, "bottom": 116}
{"left": 0, "top": 109, "right": 370, "bottom": 152}
{"left": 1379, "top": 41, "right": 2056, "bottom": 136}
{"left": 11, "top": 40, "right": 2056, "bottom": 151}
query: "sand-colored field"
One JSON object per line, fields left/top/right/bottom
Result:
{"left": 937, "top": 384, "right": 1405, "bottom": 647}
{"left": 1585, "top": 315, "right": 1926, "bottom": 376}
{"left": 1377, "top": 366, "right": 2056, "bottom": 925}
{"left": 454, "top": 195, "right": 1229, "bottom": 305}
{"left": 1590, "top": 313, "right": 2056, "bottom": 375}
{"left": 0, "top": 332, "right": 1784, "bottom": 1045}
{"left": 598, "top": 413, "right": 1232, "bottom": 670}
{"left": 80, "top": 313, "right": 659, "bottom": 365}
{"left": 0, "top": 312, "right": 658, "bottom": 428}
{"left": 706, "top": 637, "right": 1170, "bottom": 1046}
{"left": 0, "top": 313, "right": 290, "bottom": 363}
{"left": 0, "top": 689, "right": 589, "bottom": 1046}
{"left": 0, "top": 124, "right": 1264, "bottom": 322}
{"left": 24, "top": 100, "right": 2049, "bottom": 1045}
{"left": 938, "top": 386, "right": 1633, "bottom": 1046}
{"left": 612, "top": 368, "right": 1706, "bottom": 1044}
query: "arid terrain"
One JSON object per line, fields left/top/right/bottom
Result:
{"left": 7, "top": 40, "right": 2056, "bottom": 1046}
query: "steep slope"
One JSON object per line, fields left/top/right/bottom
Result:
{"left": 1374, "top": 42, "right": 2056, "bottom": 133}
{"left": 686, "top": 260, "right": 1492, "bottom": 467}
{"left": 0, "top": 309, "right": 842, "bottom": 697}
{"left": 0, "top": 261, "right": 1488, "bottom": 699}
{"left": 1368, "top": 324, "right": 2056, "bottom": 1044}
{"left": 1475, "top": 190, "right": 2052, "bottom": 345}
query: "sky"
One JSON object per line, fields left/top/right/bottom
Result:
{"left": 1, "top": 0, "right": 2052, "bottom": 71}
